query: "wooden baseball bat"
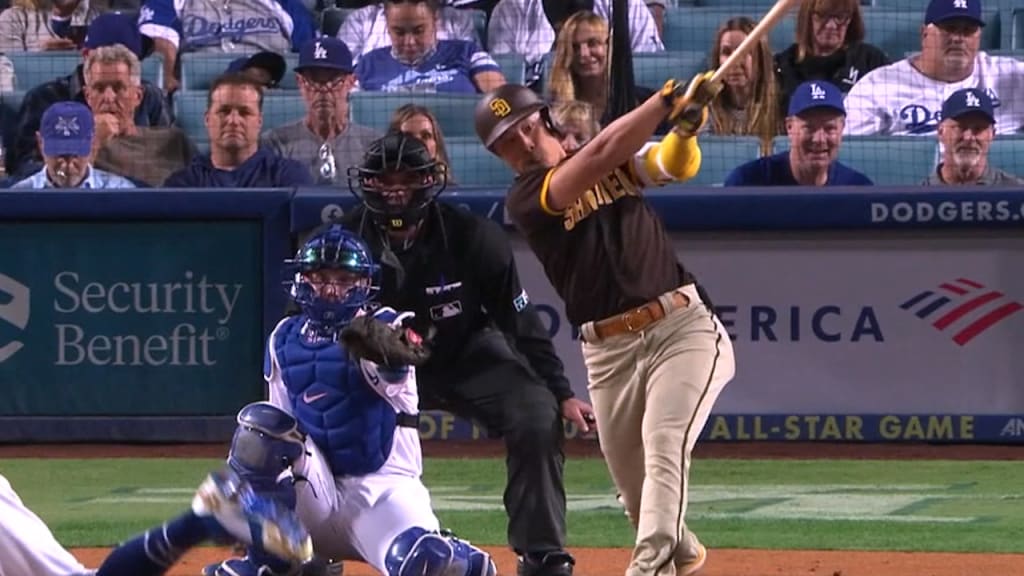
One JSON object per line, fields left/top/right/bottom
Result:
{"left": 709, "top": 0, "right": 802, "bottom": 86}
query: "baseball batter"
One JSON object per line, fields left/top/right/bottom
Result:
{"left": 0, "top": 467, "right": 311, "bottom": 576}
{"left": 474, "top": 80, "right": 736, "bottom": 576}
{"left": 204, "top": 224, "right": 495, "bottom": 576}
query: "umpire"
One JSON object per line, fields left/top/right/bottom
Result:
{"left": 338, "top": 131, "right": 593, "bottom": 576}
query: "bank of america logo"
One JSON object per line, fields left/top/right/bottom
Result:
{"left": 900, "top": 278, "right": 1022, "bottom": 345}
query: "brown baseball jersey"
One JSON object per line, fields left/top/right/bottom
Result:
{"left": 505, "top": 159, "right": 695, "bottom": 326}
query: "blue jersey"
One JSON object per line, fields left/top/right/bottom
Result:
{"left": 355, "top": 39, "right": 499, "bottom": 94}
{"left": 138, "top": 0, "right": 315, "bottom": 53}
{"left": 724, "top": 151, "right": 874, "bottom": 186}
{"left": 163, "top": 148, "right": 312, "bottom": 187}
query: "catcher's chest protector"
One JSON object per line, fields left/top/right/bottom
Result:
{"left": 274, "top": 316, "right": 399, "bottom": 476}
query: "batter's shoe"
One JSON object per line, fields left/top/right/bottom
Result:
{"left": 193, "top": 469, "right": 314, "bottom": 565}
{"left": 677, "top": 543, "right": 708, "bottom": 576}
{"left": 517, "top": 551, "right": 575, "bottom": 576}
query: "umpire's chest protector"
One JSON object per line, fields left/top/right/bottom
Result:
{"left": 273, "top": 316, "right": 399, "bottom": 477}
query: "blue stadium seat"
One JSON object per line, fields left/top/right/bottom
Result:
{"left": 1014, "top": 9, "right": 1024, "bottom": 50}
{"left": 349, "top": 92, "right": 481, "bottom": 137}
{"left": 633, "top": 51, "right": 707, "bottom": 89}
{"left": 173, "top": 92, "right": 306, "bottom": 141}
{"left": 683, "top": 135, "right": 763, "bottom": 186}
{"left": 692, "top": 0, "right": 776, "bottom": 6}
{"left": 444, "top": 136, "right": 514, "bottom": 187}
{"left": 988, "top": 136, "right": 1024, "bottom": 179}
{"left": 180, "top": 53, "right": 300, "bottom": 91}
{"left": 7, "top": 52, "right": 164, "bottom": 91}
{"left": 493, "top": 53, "right": 526, "bottom": 84}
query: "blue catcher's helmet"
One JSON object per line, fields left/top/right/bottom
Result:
{"left": 284, "top": 224, "right": 379, "bottom": 338}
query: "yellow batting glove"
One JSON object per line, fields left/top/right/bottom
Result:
{"left": 662, "top": 71, "right": 723, "bottom": 136}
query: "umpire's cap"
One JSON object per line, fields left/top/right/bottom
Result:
{"left": 474, "top": 84, "right": 549, "bottom": 149}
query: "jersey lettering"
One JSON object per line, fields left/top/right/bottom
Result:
{"left": 562, "top": 168, "right": 640, "bottom": 231}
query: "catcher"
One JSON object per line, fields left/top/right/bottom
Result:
{"left": 204, "top": 224, "right": 495, "bottom": 576}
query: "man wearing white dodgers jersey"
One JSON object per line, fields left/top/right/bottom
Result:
{"left": 139, "top": 0, "right": 316, "bottom": 92}
{"left": 204, "top": 223, "right": 495, "bottom": 576}
{"left": 844, "top": 0, "right": 1024, "bottom": 136}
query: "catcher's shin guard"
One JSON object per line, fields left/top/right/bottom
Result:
{"left": 384, "top": 527, "right": 496, "bottom": 576}
{"left": 228, "top": 402, "right": 307, "bottom": 509}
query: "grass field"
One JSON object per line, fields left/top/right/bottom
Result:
{"left": 4, "top": 457, "right": 1024, "bottom": 554}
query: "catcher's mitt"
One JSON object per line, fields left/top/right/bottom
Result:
{"left": 340, "top": 315, "right": 431, "bottom": 367}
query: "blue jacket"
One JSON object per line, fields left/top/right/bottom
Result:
{"left": 725, "top": 151, "right": 873, "bottom": 186}
{"left": 163, "top": 147, "right": 312, "bottom": 187}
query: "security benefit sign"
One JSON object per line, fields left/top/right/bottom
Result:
{"left": 510, "top": 232, "right": 1024, "bottom": 443}
{"left": 0, "top": 221, "right": 263, "bottom": 416}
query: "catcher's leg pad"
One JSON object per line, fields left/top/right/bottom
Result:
{"left": 228, "top": 402, "right": 307, "bottom": 509}
{"left": 384, "top": 527, "right": 496, "bottom": 576}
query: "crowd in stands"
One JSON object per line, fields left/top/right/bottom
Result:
{"left": 0, "top": 0, "right": 1022, "bottom": 189}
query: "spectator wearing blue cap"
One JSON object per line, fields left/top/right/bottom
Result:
{"left": 261, "top": 37, "right": 379, "bottom": 185}
{"left": 164, "top": 74, "right": 312, "bottom": 188}
{"left": 923, "top": 88, "right": 1024, "bottom": 186}
{"left": 12, "top": 101, "right": 135, "bottom": 188}
{"left": 7, "top": 11, "right": 172, "bottom": 178}
{"left": 845, "top": 0, "right": 1024, "bottom": 136}
{"left": 226, "top": 51, "right": 288, "bottom": 89}
{"left": 725, "top": 80, "right": 872, "bottom": 186}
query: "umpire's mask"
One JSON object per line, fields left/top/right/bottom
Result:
{"left": 347, "top": 131, "right": 448, "bottom": 233}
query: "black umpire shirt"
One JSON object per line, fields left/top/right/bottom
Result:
{"left": 340, "top": 202, "right": 575, "bottom": 401}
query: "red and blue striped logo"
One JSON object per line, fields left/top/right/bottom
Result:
{"left": 900, "top": 278, "right": 1022, "bottom": 345}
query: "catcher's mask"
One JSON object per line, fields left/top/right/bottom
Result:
{"left": 346, "top": 131, "right": 447, "bottom": 232}
{"left": 284, "top": 224, "right": 380, "bottom": 339}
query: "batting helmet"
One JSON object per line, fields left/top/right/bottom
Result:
{"left": 474, "top": 84, "right": 557, "bottom": 149}
{"left": 346, "top": 131, "right": 447, "bottom": 232}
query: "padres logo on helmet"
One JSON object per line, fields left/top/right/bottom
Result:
{"left": 474, "top": 84, "right": 550, "bottom": 148}
{"left": 490, "top": 98, "right": 512, "bottom": 118}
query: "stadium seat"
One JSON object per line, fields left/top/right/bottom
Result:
{"left": 493, "top": 53, "right": 526, "bottom": 84}
{"left": 7, "top": 52, "right": 164, "bottom": 91}
{"left": 692, "top": 0, "right": 775, "bottom": 6}
{"left": 180, "top": 53, "right": 300, "bottom": 91}
{"left": 1014, "top": 9, "right": 1024, "bottom": 50}
{"left": 444, "top": 135, "right": 514, "bottom": 187}
{"left": 319, "top": 7, "right": 353, "bottom": 37}
{"left": 988, "top": 136, "right": 1024, "bottom": 178}
{"left": 683, "top": 135, "right": 763, "bottom": 186}
{"left": 834, "top": 136, "right": 938, "bottom": 185}
{"left": 349, "top": 92, "right": 481, "bottom": 137}
{"left": 173, "top": 92, "right": 306, "bottom": 141}
{"left": 633, "top": 51, "right": 707, "bottom": 89}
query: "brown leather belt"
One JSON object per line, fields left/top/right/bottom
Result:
{"left": 590, "top": 291, "right": 689, "bottom": 341}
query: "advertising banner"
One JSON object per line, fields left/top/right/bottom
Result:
{"left": 292, "top": 189, "right": 1024, "bottom": 442}
{"left": 0, "top": 221, "right": 264, "bottom": 416}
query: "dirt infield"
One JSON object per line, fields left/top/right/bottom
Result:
{"left": 16, "top": 439, "right": 1022, "bottom": 575}
{"left": 70, "top": 546, "right": 1024, "bottom": 576}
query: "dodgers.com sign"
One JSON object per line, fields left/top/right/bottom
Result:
{"left": 0, "top": 221, "right": 264, "bottom": 416}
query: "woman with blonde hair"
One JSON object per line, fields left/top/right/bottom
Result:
{"left": 775, "top": 0, "right": 888, "bottom": 115}
{"left": 547, "top": 11, "right": 611, "bottom": 120}
{"left": 388, "top": 103, "right": 455, "bottom": 185}
{"left": 707, "top": 16, "right": 781, "bottom": 153}
{"left": 549, "top": 99, "right": 601, "bottom": 152}
{"left": 0, "top": 0, "right": 100, "bottom": 52}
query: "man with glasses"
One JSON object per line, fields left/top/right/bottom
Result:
{"left": 261, "top": 37, "right": 380, "bottom": 185}
{"left": 844, "top": 0, "right": 1024, "bottom": 135}
{"left": 164, "top": 74, "right": 311, "bottom": 187}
